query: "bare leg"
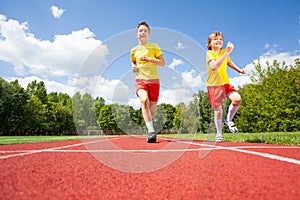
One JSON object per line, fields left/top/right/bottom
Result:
{"left": 149, "top": 101, "right": 157, "bottom": 119}
{"left": 228, "top": 91, "right": 242, "bottom": 106}
{"left": 137, "top": 89, "right": 151, "bottom": 123}
{"left": 214, "top": 105, "right": 223, "bottom": 137}
{"left": 137, "top": 89, "right": 157, "bottom": 142}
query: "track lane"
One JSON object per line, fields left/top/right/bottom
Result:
{"left": 0, "top": 136, "right": 299, "bottom": 200}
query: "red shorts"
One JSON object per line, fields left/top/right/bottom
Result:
{"left": 136, "top": 79, "right": 160, "bottom": 102}
{"left": 207, "top": 84, "right": 236, "bottom": 108}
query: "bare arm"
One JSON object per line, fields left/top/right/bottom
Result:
{"left": 228, "top": 60, "right": 246, "bottom": 74}
{"left": 208, "top": 42, "right": 234, "bottom": 71}
{"left": 132, "top": 61, "right": 138, "bottom": 73}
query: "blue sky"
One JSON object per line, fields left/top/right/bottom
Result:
{"left": 0, "top": 0, "right": 299, "bottom": 107}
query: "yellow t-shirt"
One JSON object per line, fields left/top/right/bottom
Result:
{"left": 205, "top": 49, "right": 230, "bottom": 86}
{"left": 130, "top": 43, "right": 163, "bottom": 80}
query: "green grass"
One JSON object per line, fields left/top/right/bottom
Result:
{"left": 0, "top": 136, "right": 84, "bottom": 145}
{"left": 160, "top": 132, "right": 300, "bottom": 146}
{"left": 0, "top": 132, "right": 299, "bottom": 145}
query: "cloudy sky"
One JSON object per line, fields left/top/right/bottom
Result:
{"left": 0, "top": 0, "right": 299, "bottom": 107}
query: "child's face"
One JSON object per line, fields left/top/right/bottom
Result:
{"left": 211, "top": 35, "right": 223, "bottom": 50}
{"left": 136, "top": 25, "right": 150, "bottom": 44}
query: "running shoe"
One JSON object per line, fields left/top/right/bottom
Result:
{"left": 147, "top": 132, "right": 157, "bottom": 143}
{"left": 225, "top": 120, "right": 238, "bottom": 133}
{"left": 216, "top": 135, "right": 223, "bottom": 142}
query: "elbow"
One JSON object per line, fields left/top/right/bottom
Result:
{"left": 208, "top": 60, "right": 218, "bottom": 71}
{"left": 210, "top": 66, "right": 217, "bottom": 71}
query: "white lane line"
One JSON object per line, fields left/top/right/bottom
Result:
{"left": 1, "top": 144, "right": 299, "bottom": 154}
{"left": 0, "top": 148, "right": 213, "bottom": 153}
{"left": 1, "top": 136, "right": 300, "bottom": 165}
{"left": 0, "top": 138, "right": 117, "bottom": 159}
{"left": 172, "top": 139, "right": 300, "bottom": 165}
{"left": 1, "top": 145, "right": 299, "bottom": 154}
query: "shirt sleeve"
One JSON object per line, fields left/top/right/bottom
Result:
{"left": 130, "top": 48, "right": 136, "bottom": 62}
{"left": 153, "top": 43, "right": 163, "bottom": 58}
{"left": 206, "top": 50, "right": 214, "bottom": 64}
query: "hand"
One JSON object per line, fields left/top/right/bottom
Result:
{"left": 140, "top": 55, "right": 149, "bottom": 62}
{"left": 239, "top": 69, "right": 246, "bottom": 74}
{"left": 225, "top": 42, "right": 234, "bottom": 54}
{"left": 132, "top": 63, "right": 138, "bottom": 73}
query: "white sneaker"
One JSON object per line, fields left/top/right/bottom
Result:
{"left": 225, "top": 120, "right": 238, "bottom": 133}
{"left": 216, "top": 135, "right": 223, "bottom": 142}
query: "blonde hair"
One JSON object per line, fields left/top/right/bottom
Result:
{"left": 207, "top": 31, "right": 223, "bottom": 50}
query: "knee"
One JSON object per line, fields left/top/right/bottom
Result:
{"left": 140, "top": 96, "right": 149, "bottom": 108}
{"left": 230, "top": 93, "right": 242, "bottom": 106}
{"left": 233, "top": 96, "right": 242, "bottom": 106}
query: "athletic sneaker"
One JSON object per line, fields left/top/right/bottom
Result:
{"left": 216, "top": 135, "right": 223, "bottom": 142}
{"left": 225, "top": 120, "right": 238, "bottom": 133}
{"left": 147, "top": 132, "right": 157, "bottom": 143}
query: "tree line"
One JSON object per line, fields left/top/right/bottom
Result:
{"left": 0, "top": 59, "right": 299, "bottom": 136}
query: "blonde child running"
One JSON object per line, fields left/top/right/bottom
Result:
{"left": 205, "top": 31, "right": 246, "bottom": 142}
{"left": 130, "top": 21, "right": 165, "bottom": 143}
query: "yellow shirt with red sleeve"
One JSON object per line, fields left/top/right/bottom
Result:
{"left": 205, "top": 49, "right": 230, "bottom": 86}
{"left": 130, "top": 43, "right": 163, "bottom": 80}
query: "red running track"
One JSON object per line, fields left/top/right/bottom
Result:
{"left": 0, "top": 135, "right": 299, "bottom": 200}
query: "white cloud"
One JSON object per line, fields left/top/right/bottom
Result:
{"left": 159, "top": 88, "right": 193, "bottom": 106}
{"left": 5, "top": 76, "right": 77, "bottom": 96}
{"left": 175, "top": 41, "right": 185, "bottom": 50}
{"left": 244, "top": 49, "right": 299, "bottom": 75}
{"left": 70, "top": 75, "right": 130, "bottom": 104}
{"left": 181, "top": 69, "right": 204, "bottom": 89}
{"left": 168, "top": 58, "right": 183, "bottom": 69}
{"left": 51, "top": 5, "right": 65, "bottom": 19}
{"left": 229, "top": 75, "right": 251, "bottom": 89}
{"left": 5, "top": 74, "right": 132, "bottom": 104}
{"left": 127, "top": 98, "right": 140, "bottom": 109}
{"left": 0, "top": 15, "right": 108, "bottom": 78}
{"left": 264, "top": 43, "right": 279, "bottom": 49}
{"left": 230, "top": 48, "right": 300, "bottom": 89}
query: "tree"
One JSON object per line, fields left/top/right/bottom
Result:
{"left": 196, "top": 90, "right": 212, "bottom": 133}
{"left": 0, "top": 78, "right": 14, "bottom": 134}
{"left": 24, "top": 95, "right": 46, "bottom": 135}
{"left": 155, "top": 103, "right": 176, "bottom": 131}
{"left": 98, "top": 104, "right": 118, "bottom": 131}
{"left": 8, "top": 80, "right": 28, "bottom": 135}
{"left": 93, "top": 97, "right": 105, "bottom": 118}
{"left": 26, "top": 80, "right": 47, "bottom": 104}
{"left": 47, "top": 92, "right": 75, "bottom": 135}
{"left": 236, "top": 58, "right": 300, "bottom": 132}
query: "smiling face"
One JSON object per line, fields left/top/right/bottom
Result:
{"left": 136, "top": 24, "right": 150, "bottom": 45}
{"left": 207, "top": 32, "right": 224, "bottom": 51}
{"left": 211, "top": 35, "right": 224, "bottom": 51}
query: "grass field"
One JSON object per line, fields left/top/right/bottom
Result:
{"left": 163, "top": 132, "right": 300, "bottom": 146}
{"left": 0, "top": 132, "right": 299, "bottom": 145}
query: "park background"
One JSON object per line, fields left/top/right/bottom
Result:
{"left": 0, "top": 0, "right": 299, "bottom": 137}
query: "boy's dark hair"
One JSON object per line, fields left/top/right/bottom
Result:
{"left": 137, "top": 21, "right": 150, "bottom": 33}
{"left": 207, "top": 31, "right": 223, "bottom": 50}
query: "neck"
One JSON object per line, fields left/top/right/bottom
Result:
{"left": 139, "top": 41, "right": 147, "bottom": 45}
{"left": 212, "top": 48, "right": 220, "bottom": 54}
{"left": 139, "top": 38, "right": 148, "bottom": 45}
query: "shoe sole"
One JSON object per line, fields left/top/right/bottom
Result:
{"left": 147, "top": 133, "right": 157, "bottom": 143}
{"left": 147, "top": 138, "right": 156, "bottom": 143}
{"left": 224, "top": 121, "right": 238, "bottom": 133}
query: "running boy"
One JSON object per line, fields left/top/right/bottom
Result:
{"left": 130, "top": 21, "right": 165, "bottom": 143}
{"left": 205, "top": 31, "right": 246, "bottom": 142}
